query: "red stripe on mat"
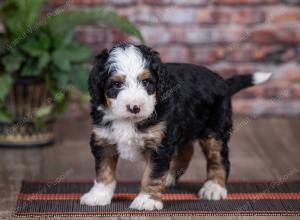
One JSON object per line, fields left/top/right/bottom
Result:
{"left": 18, "top": 192, "right": 300, "bottom": 200}
{"left": 15, "top": 210, "right": 300, "bottom": 216}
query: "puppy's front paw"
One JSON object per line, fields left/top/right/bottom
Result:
{"left": 129, "top": 193, "right": 163, "bottom": 210}
{"left": 198, "top": 180, "right": 227, "bottom": 200}
{"left": 80, "top": 181, "right": 116, "bottom": 206}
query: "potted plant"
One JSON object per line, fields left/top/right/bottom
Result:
{"left": 0, "top": 0, "right": 144, "bottom": 147}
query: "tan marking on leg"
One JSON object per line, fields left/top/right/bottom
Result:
{"left": 141, "top": 122, "right": 166, "bottom": 149}
{"left": 140, "top": 152, "right": 167, "bottom": 201}
{"left": 92, "top": 130, "right": 118, "bottom": 184}
{"left": 169, "top": 143, "right": 194, "bottom": 180}
{"left": 199, "top": 138, "right": 226, "bottom": 187}
{"left": 96, "top": 150, "right": 118, "bottom": 184}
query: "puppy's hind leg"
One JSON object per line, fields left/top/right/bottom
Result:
{"left": 165, "top": 143, "right": 194, "bottom": 187}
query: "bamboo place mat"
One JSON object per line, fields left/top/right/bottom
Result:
{"left": 15, "top": 180, "right": 300, "bottom": 217}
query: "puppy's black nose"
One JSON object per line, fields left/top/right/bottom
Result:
{"left": 127, "top": 105, "right": 140, "bottom": 114}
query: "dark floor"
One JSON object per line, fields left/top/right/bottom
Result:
{"left": 0, "top": 116, "right": 300, "bottom": 220}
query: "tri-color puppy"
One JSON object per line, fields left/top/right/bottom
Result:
{"left": 80, "top": 43, "right": 272, "bottom": 210}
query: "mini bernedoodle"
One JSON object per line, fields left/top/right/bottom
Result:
{"left": 80, "top": 43, "right": 272, "bottom": 210}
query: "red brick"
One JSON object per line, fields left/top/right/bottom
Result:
{"left": 229, "top": 8, "right": 265, "bottom": 24}
{"left": 252, "top": 45, "right": 278, "bottom": 60}
{"left": 280, "top": 49, "right": 297, "bottom": 62}
{"left": 75, "top": 26, "right": 107, "bottom": 43}
{"left": 292, "top": 83, "right": 300, "bottom": 99}
{"left": 155, "top": 45, "right": 191, "bottom": 63}
{"left": 226, "top": 45, "right": 253, "bottom": 62}
{"left": 118, "top": 6, "right": 161, "bottom": 24}
{"left": 67, "top": 0, "right": 108, "bottom": 5}
{"left": 211, "top": 63, "right": 257, "bottom": 78}
{"left": 183, "top": 27, "right": 246, "bottom": 44}
{"left": 251, "top": 45, "right": 296, "bottom": 62}
{"left": 211, "top": 63, "right": 239, "bottom": 78}
{"left": 123, "top": 7, "right": 199, "bottom": 25}
{"left": 214, "top": 0, "right": 279, "bottom": 5}
{"left": 157, "top": 8, "right": 198, "bottom": 24}
{"left": 143, "top": 0, "right": 207, "bottom": 6}
{"left": 110, "top": 0, "right": 138, "bottom": 5}
{"left": 262, "top": 81, "right": 293, "bottom": 99}
{"left": 191, "top": 47, "right": 225, "bottom": 64}
{"left": 276, "top": 63, "right": 300, "bottom": 81}
{"left": 140, "top": 26, "right": 172, "bottom": 45}
{"left": 267, "top": 7, "right": 300, "bottom": 23}
{"left": 196, "top": 8, "right": 264, "bottom": 24}
{"left": 250, "top": 26, "right": 278, "bottom": 44}
{"left": 276, "top": 27, "right": 294, "bottom": 43}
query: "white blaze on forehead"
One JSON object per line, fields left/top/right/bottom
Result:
{"left": 106, "top": 45, "right": 148, "bottom": 78}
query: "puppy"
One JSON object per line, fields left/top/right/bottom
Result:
{"left": 80, "top": 43, "right": 272, "bottom": 210}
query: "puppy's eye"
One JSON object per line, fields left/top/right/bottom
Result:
{"left": 142, "top": 79, "right": 152, "bottom": 87}
{"left": 111, "top": 81, "right": 123, "bottom": 89}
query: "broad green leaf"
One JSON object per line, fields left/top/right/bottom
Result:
{"left": 35, "top": 105, "right": 53, "bottom": 118}
{"left": 34, "top": 105, "right": 52, "bottom": 129}
{"left": 52, "top": 50, "right": 71, "bottom": 71}
{"left": 59, "top": 43, "right": 91, "bottom": 62}
{"left": 70, "top": 66, "right": 89, "bottom": 92}
{"left": 21, "top": 32, "right": 50, "bottom": 57}
{"left": 0, "top": 0, "right": 45, "bottom": 40}
{"left": 36, "top": 30, "right": 51, "bottom": 50}
{"left": 21, "top": 40, "right": 44, "bottom": 56}
{"left": 53, "top": 31, "right": 74, "bottom": 48}
{"left": 48, "top": 8, "right": 144, "bottom": 43}
{"left": 0, "top": 74, "right": 13, "bottom": 101}
{"left": 21, "top": 60, "right": 40, "bottom": 76}
{"left": 24, "top": 0, "right": 46, "bottom": 32}
{"left": 37, "top": 52, "right": 50, "bottom": 70}
{"left": 0, "top": 106, "right": 12, "bottom": 123}
{"left": 34, "top": 117, "right": 44, "bottom": 129}
{"left": 2, "top": 51, "right": 23, "bottom": 72}
{"left": 55, "top": 73, "right": 70, "bottom": 90}
{"left": 53, "top": 90, "right": 65, "bottom": 104}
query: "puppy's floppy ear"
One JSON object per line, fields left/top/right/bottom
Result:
{"left": 137, "top": 45, "right": 162, "bottom": 74}
{"left": 141, "top": 47, "right": 168, "bottom": 104}
{"left": 88, "top": 49, "right": 109, "bottom": 107}
{"left": 149, "top": 50, "right": 162, "bottom": 74}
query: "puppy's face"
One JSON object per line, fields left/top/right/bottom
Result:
{"left": 96, "top": 45, "right": 159, "bottom": 122}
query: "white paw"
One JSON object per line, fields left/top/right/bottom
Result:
{"left": 80, "top": 180, "right": 116, "bottom": 206}
{"left": 129, "top": 193, "right": 163, "bottom": 210}
{"left": 165, "top": 173, "right": 176, "bottom": 187}
{"left": 198, "top": 180, "right": 227, "bottom": 200}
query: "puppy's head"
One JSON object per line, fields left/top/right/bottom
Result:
{"left": 89, "top": 44, "right": 161, "bottom": 122}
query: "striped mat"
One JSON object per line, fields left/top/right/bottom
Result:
{"left": 15, "top": 180, "right": 300, "bottom": 217}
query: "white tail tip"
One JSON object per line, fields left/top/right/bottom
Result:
{"left": 253, "top": 72, "right": 272, "bottom": 85}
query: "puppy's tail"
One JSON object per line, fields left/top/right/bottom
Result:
{"left": 226, "top": 72, "right": 272, "bottom": 95}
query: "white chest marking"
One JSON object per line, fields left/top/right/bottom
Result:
{"left": 93, "top": 121, "right": 144, "bottom": 161}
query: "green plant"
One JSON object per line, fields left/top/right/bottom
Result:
{"left": 0, "top": 0, "right": 144, "bottom": 123}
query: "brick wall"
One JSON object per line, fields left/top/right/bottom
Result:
{"left": 53, "top": 0, "right": 300, "bottom": 116}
